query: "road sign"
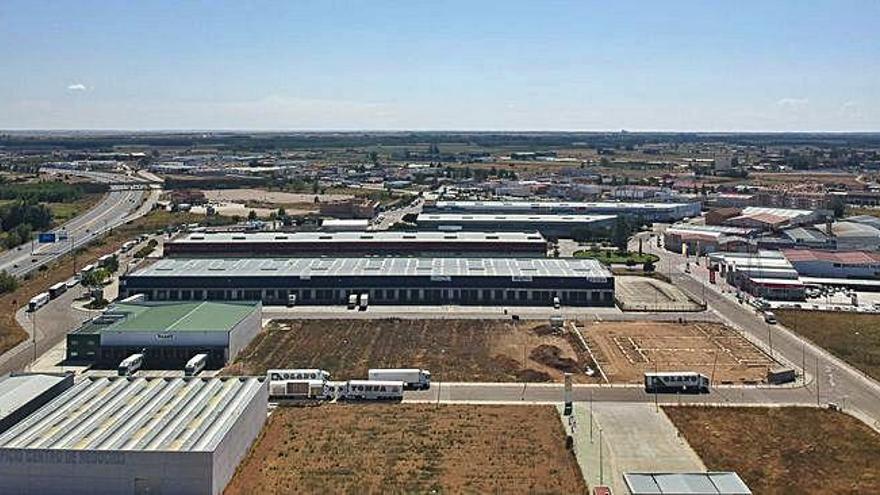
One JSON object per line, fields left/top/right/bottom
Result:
{"left": 37, "top": 232, "right": 56, "bottom": 243}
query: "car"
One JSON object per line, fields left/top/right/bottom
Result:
{"left": 763, "top": 311, "right": 777, "bottom": 324}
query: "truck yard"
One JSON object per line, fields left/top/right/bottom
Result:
{"left": 224, "top": 318, "right": 598, "bottom": 383}
{"left": 224, "top": 404, "right": 585, "bottom": 495}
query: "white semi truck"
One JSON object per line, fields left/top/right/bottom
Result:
{"left": 368, "top": 368, "right": 431, "bottom": 390}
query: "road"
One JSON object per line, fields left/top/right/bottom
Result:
{"left": 634, "top": 231, "right": 880, "bottom": 427}
{"left": 0, "top": 168, "right": 159, "bottom": 278}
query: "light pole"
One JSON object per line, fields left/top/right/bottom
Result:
{"left": 599, "top": 427, "right": 604, "bottom": 485}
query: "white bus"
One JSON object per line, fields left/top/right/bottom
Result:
{"left": 27, "top": 293, "right": 50, "bottom": 312}
{"left": 267, "top": 369, "right": 331, "bottom": 382}
{"left": 118, "top": 353, "right": 144, "bottom": 376}
{"left": 368, "top": 368, "right": 431, "bottom": 390}
{"left": 644, "top": 372, "right": 710, "bottom": 394}
{"left": 343, "top": 380, "right": 404, "bottom": 400}
{"left": 359, "top": 293, "right": 369, "bottom": 311}
{"left": 347, "top": 294, "right": 358, "bottom": 310}
{"left": 184, "top": 353, "right": 208, "bottom": 376}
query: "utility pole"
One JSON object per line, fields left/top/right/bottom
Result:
{"left": 599, "top": 428, "right": 604, "bottom": 485}
{"left": 590, "top": 391, "right": 593, "bottom": 442}
{"left": 816, "top": 355, "right": 821, "bottom": 406}
{"left": 711, "top": 351, "right": 718, "bottom": 385}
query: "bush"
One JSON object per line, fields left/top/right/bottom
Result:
{"left": 0, "top": 271, "right": 17, "bottom": 295}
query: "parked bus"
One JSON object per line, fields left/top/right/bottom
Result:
{"left": 27, "top": 292, "right": 50, "bottom": 312}
{"left": 184, "top": 353, "right": 208, "bottom": 376}
{"left": 118, "top": 353, "right": 144, "bottom": 376}
{"left": 48, "top": 282, "right": 67, "bottom": 299}
{"left": 347, "top": 294, "right": 358, "bottom": 310}
{"left": 359, "top": 293, "right": 369, "bottom": 311}
{"left": 644, "top": 372, "right": 710, "bottom": 394}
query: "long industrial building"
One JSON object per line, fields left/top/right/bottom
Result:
{"left": 120, "top": 257, "right": 616, "bottom": 307}
{"left": 165, "top": 230, "right": 549, "bottom": 257}
{"left": 66, "top": 300, "right": 261, "bottom": 368}
{"left": 416, "top": 213, "right": 617, "bottom": 239}
{"left": 0, "top": 376, "right": 267, "bottom": 495}
{"left": 424, "top": 200, "right": 701, "bottom": 222}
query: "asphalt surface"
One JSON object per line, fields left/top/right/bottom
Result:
{"left": 0, "top": 168, "right": 158, "bottom": 278}
{"left": 638, "top": 232, "right": 880, "bottom": 426}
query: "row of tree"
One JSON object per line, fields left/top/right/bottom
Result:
{"left": 0, "top": 201, "right": 54, "bottom": 249}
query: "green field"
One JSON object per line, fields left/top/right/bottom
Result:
{"left": 776, "top": 310, "right": 880, "bottom": 381}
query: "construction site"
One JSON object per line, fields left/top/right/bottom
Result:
{"left": 580, "top": 321, "right": 779, "bottom": 384}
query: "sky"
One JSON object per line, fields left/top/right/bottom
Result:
{"left": 0, "top": 0, "right": 878, "bottom": 131}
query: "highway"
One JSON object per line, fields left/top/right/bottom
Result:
{"left": 0, "top": 168, "right": 159, "bottom": 278}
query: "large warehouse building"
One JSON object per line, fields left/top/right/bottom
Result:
{"left": 0, "top": 376, "right": 267, "bottom": 495}
{"left": 0, "top": 373, "right": 74, "bottom": 434}
{"left": 165, "top": 230, "right": 549, "bottom": 258}
{"left": 66, "top": 300, "right": 261, "bottom": 368}
{"left": 415, "top": 213, "right": 616, "bottom": 239}
{"left": 121, "top": 257, "right": 616, "bottom": 307}
{"left": 424, "top": 200, "right": 701, "bottom": 222}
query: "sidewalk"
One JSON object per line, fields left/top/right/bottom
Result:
{"left": 559, "top": 401, "right": 705, "bottom": 493}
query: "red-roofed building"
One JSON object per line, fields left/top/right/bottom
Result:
{"left": 782, "top": 249, "right": 880, "bottom": 279}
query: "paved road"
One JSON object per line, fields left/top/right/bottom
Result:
{"left": 0, "top": 168, "right": 159, "bottom": 278}
{"left": 636, "top": 232, "right": 880, "bottom": 427}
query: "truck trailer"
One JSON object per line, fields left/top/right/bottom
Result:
{"left": 368, "top": 368, "right": 431, "bottom": 390}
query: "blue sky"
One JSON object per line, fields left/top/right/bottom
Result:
{"left": 0, "top": 1, "right": 877, "bottom": 131}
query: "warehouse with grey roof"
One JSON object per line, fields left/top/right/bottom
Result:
{"left": 0, "top": 376, "right": 267, "bottom": 495}
{"left": 121, "top": 257, "right": 615, "bottom": 307}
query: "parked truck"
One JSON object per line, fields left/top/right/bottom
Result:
{"left": 359, "top": 293, "right": 369, "bottom": 311}
{"left": 368, "top": 368, "right": 431, "bottom": 390}
{"left": 347, "top": 294, "right": 358, "bottom": 310}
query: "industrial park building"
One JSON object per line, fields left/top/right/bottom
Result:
{"left": 121, "top": 257, "right": 616, "bottom": 307}
{"left": 165, "top": 231, "right": 548, "bottom": 258}
{"left": 0, "top": 376, "right": 267, "bottom": 495}
{"left": 66, "top": 300, "right": 261, "bottom": 369}
{"left": 0, "top": 373, "right": 74, "bottom": 435}
{"left": 416, "top": 213, "right": 617, "bottom": 239}
{"left": 424, "top": 200, "right": 701, "bottom": 222}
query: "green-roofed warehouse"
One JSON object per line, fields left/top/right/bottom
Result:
{"left": 66, "top": 298, "right": 261, "bottom": 369}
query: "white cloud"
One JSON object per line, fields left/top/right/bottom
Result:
{"left": 776, "top": 97, "right": 808, "bottom": 108}
{"left": 66, "top": 83, "right": 87, "bottom": 92}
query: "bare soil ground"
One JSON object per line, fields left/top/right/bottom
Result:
{"left": 224, "top": 404, "right": 586, "bottom": 495}
{"left": 583, "top": 321, "right": 775, "bottom": 384}
{"left": 224, "top": 319, "right": 599, "bottom": 383}
{"left": 776, "top": 309, "right": 880, "bottom": 382}
{"left": 665, "top": 406, "right": 880, "bottom": 494}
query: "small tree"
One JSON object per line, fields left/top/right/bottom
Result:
{"left": 611, "top": 217, "right": 631, "bottom": 252}
{"left": 643, "top": 261, "right": 656, "bottom": 272}
{"left": 247, "top": 210, "right": 258, "bottom": 222}
{"left": 0, "top": 270, "right": 17, "bottom": 295}
{"left": 81, "top": 268, "right": 110, "bottom": 289}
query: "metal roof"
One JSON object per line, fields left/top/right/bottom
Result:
{"left": 431, "top": 200, "right": 696, "bottom": 211}
{"left": 129, "top": 257, "right": 613, "bottom": 280}
{"left": 76, "top": 301, "right": 259, "bottom": 335}
{"left": 782, "top": 249, "right": 880, "bottom": 265}
{"left": 171, "top": 230, "right": 547, "bottom": 244}
{"left": 0, "top": 374, "right": 70, "bottom": 422}
{"left": 624, "top": 472, "right": 751, "bottom": 494}
{"left": 0, "top": 376, "right": 265, "bottom": 452}
{"left": 417, "top": 213, "right": 618, "bottom": 224}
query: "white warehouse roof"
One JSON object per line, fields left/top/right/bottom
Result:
{"left": 131, "top": 256, "right": 614, "bottom": 280}
{"left": 173, "top": 230, "right": 547, "bottom": 244}
{"left": 417, "top": 213, "right": 617, "bottom": 224}
{"left": 0, "top": 376, "right": 265, "bottom": 452}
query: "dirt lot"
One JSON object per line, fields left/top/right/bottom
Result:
{"left": 582, "top": 321, "right": 775, "bottom": 384}
{"left": 224, "top": 319, "right": 598, "bottom": 383}
{"left": 224, "top": 404, "right": 586, "bottom": 495}
{"left": 776, "top": 309, "right": 880, "bottom": 382}
{"left": 665, "top": 406, "right": 880, "bottom": 494}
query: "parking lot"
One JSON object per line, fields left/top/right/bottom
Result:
{"left": 615, "top": 276, "right": 704, "bottom": 312}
